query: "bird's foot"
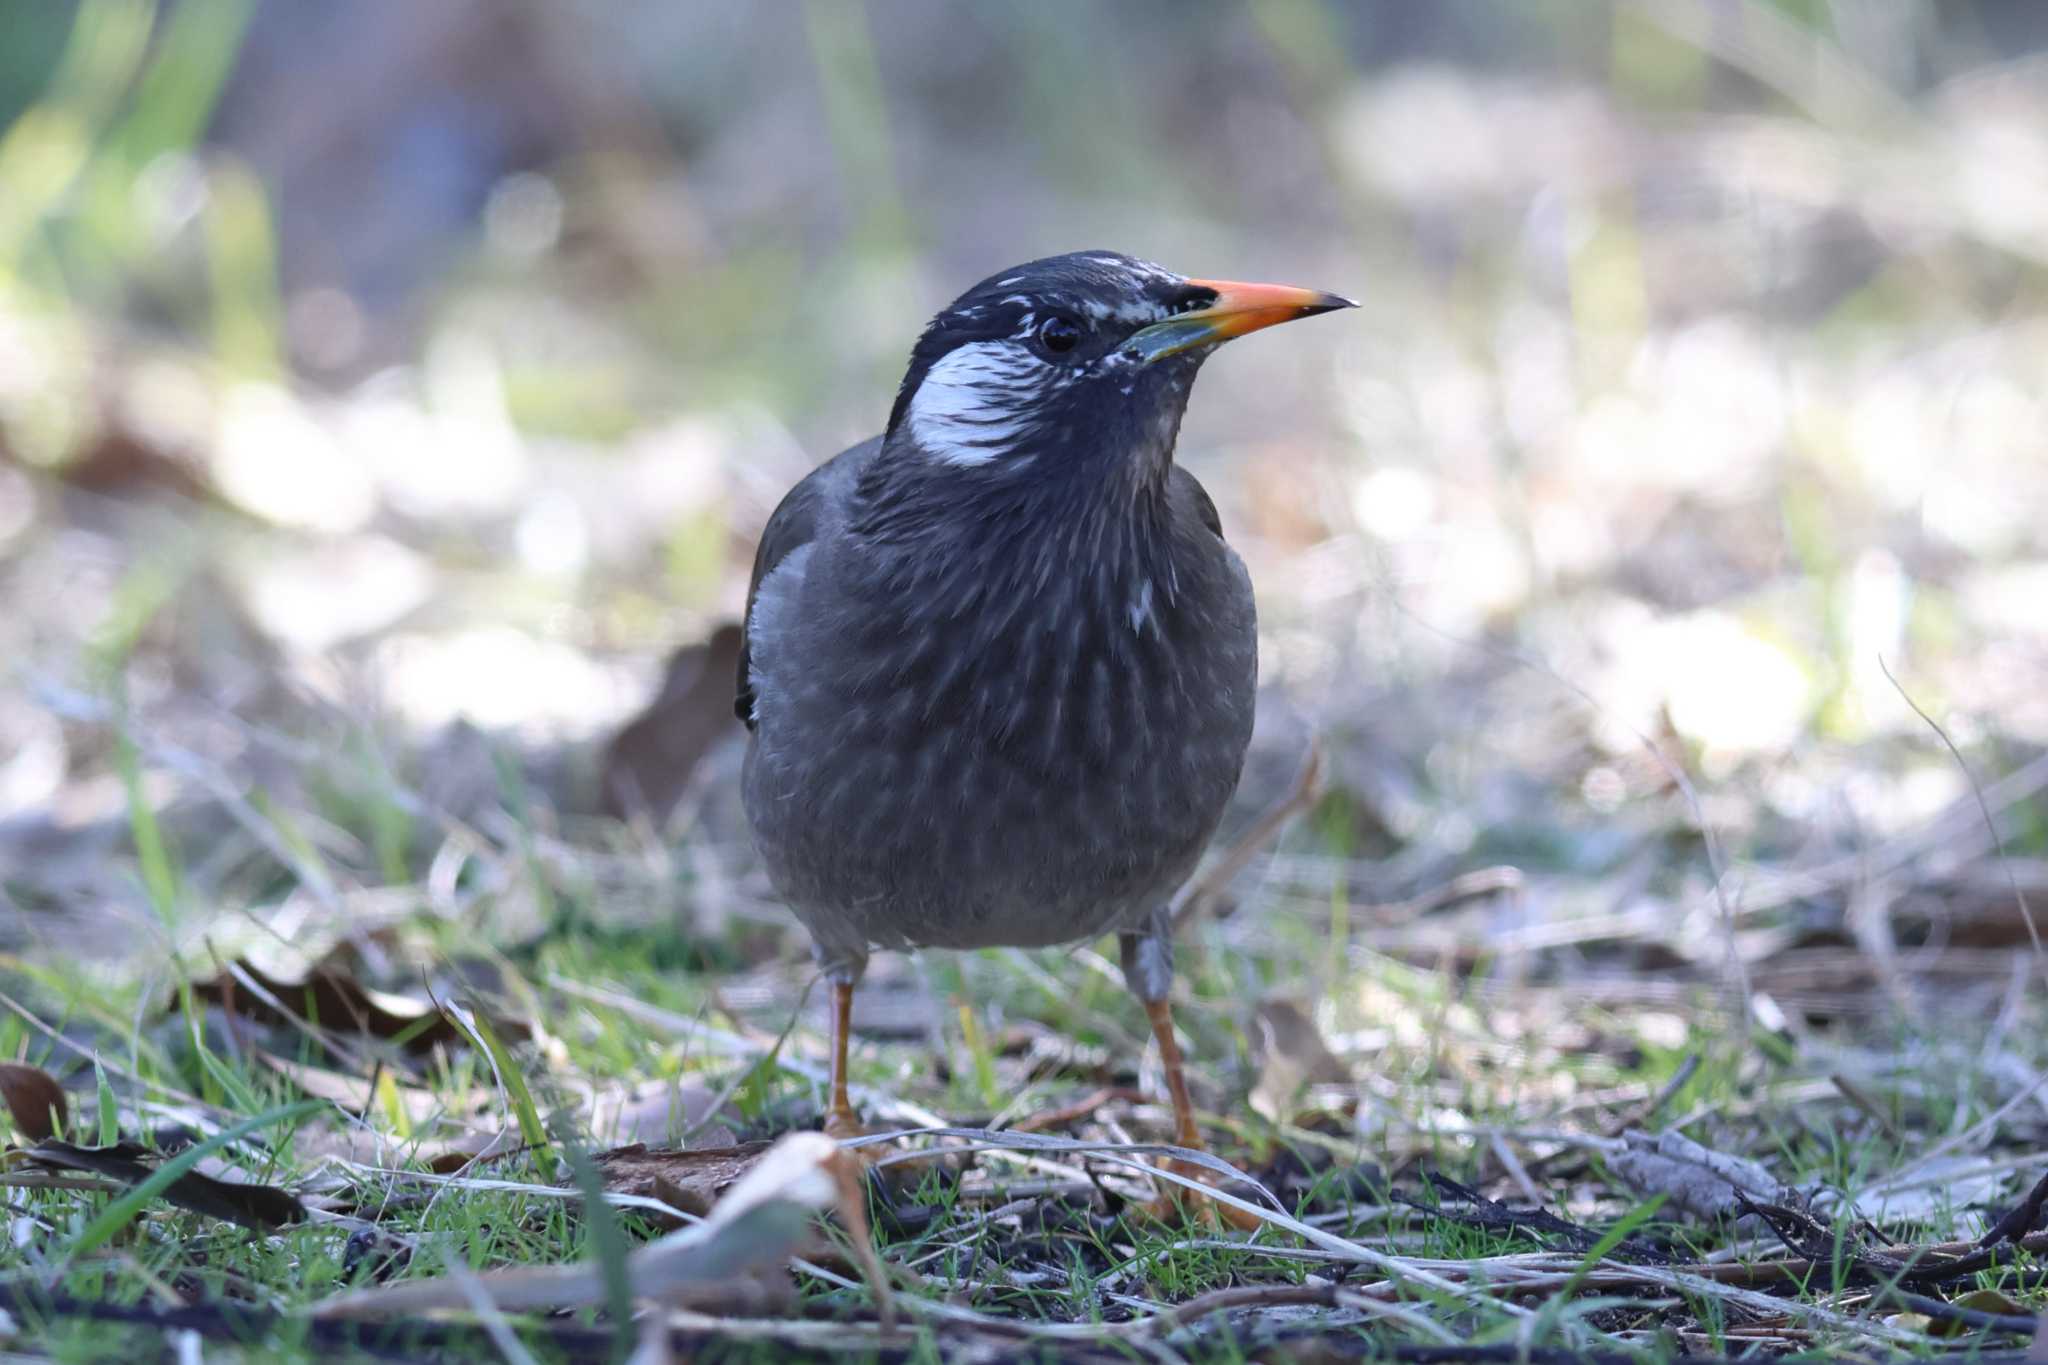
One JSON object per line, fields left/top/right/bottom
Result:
{"left": 820, "top": 1106, "right": 894, "bottom": 1169}
{"left": 1139, "top": 1153, "right": 1264, "bottom": 1231}
{"left": 822, "top": 1104, "right": 868, "bottom": 1141}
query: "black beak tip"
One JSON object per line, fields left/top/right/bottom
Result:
{"left": 1309, "top": 291, "right": 1358, "bottom": 315}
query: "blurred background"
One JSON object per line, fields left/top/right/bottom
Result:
{"left": 1, "top": 0, "right": 2043, "bottom": 1026}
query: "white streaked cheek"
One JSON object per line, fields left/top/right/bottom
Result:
{"left": 907, "top": 340, "right": 1054, "bottom": 467}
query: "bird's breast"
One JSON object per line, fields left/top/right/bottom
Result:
{"left": 743, "top": 531, "right": 1256, "bottom": 951}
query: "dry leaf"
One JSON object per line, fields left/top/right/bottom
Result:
{"left": 1248, "top": 997, "right": 1353, "bottom": 1123}
{"left": 56, "top": 405, "right": 213, "bottom": 500}
{"left": 23, "top": 1140, "right": 305, "bottom": 1230}
{"left": 596, "top": 1141, "right": 776, "bottom": 1224}
{"left": 1609, "top": 1129, "right": 1792, "bottom": 1221}
{"left": 423, "top": 1129, "right": 527, "bottom": 1174}
{"left": 0, "top": 1063, "right": 67, "bottom": 1141}
{"left": 291, "top": 1120, "right": 403, "bottom": 1169}
{"left": 1929, "top": 1287, "right": 2030, "bottom": 1338}
{"left": 599, "top": 624, "right": 744, "bottom": 823}
{"left": 196, "top": 956, "right": 527, "bottom": 1055}
{"left": 257, "top": 1051, "right": 472, "bottom": 1125}
{"left": 313, "top": 1131, "right": 893, "bottom": 1326}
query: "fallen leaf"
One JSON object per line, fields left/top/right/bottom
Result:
{"left": 23, "top": 1139, "right": 305, "bottom": 1231}
{"left": 599, "top": 624, "right": 744, "bottom": 823}
{"left": 195, "top": 956, "right": 527, "bottom": 1055}
{"left": 1248, "top": 997, "right": 1353, "bottom": 1123}
{"left": 0, "top": 1064, "right": 67, "bottom": 1141}
{"left": 256, "top": 1051, "right": 472, "bottom": 1126}
{"left": 596, "top": 1141, "right": 776, "bottom": 1224}
{"left": 313, "top": 1131, "right": 892, "bottom": 1326}
{"left": 423, "top": 1129, "right": 527, "bottom": 1173}
{"left": 1937, "top": 1288, "right": 2027, "bottom": 1337}
{"left": 1609, "top": 1129, "right": 1792, "bottom": 1222}
{"left": 291, "top": 1120, "right": 403, "bottom": 1169}
{"left": 57, "top": 403, "right": 213, "bottom": 501}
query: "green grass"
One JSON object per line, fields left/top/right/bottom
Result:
{"left": 4, "top": 795, "right": 2042, "bottom": 1363}
{"left": 4, "top": 702, "right": 2035, "bottom": 1365}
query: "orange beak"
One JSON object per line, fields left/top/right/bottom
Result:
{"left": 1121, "top": 277, "right": 1355, "bottom": 365}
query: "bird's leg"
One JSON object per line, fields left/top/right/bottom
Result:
{"left": 1142, "top": 995, "right": 1206, "bottom": 1151}
{"left": 824, "top": 975, "right": 863, "bottom": 1139}
{"left": 1119, "top": 913, "right": 1259, "bottom": 1230}
{"left": 811, "top": 949, "right": 873, "bottom": 1141}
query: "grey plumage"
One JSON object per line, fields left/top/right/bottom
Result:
{"left": 743, "top": 434, "right": 1255, "bottom": 972}
{"left": 735, "top": 252, "right": 1350, "bottom": 1081}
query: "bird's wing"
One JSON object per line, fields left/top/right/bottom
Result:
{"left": 1170, "top": 463, "right": 1225, "bottom": 539}
{"left": 735, "top": 435, "right": 884, "bottom": 729}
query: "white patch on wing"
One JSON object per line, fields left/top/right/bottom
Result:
{"left": 1128, "top": 577, "right": 1155, "bottom": 634}
{"left": 743, "top": 543, "right": 813, "bottom": 727}
{"left": 906, "top": 340, "right": 1055, "bottom": 466}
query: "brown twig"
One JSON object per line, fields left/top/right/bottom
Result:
{"left": 1007, "top": 1086, "right": 1145, "bottom": 1135}
{"left": 1981, "top": 1170, "right": 2048, "bottom": 1248}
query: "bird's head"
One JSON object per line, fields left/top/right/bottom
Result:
{"left": 883, "top": 251, "right": 1352, "bottom": 482}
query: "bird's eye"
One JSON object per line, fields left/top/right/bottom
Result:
{"left": 1036, "top": 316, "right": 1081, "bottom": 354}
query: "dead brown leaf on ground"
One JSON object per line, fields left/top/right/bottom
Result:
{"left": 258, "top": 1050, "right": 479, "bottom": 1126}
{"left": 0, "top": 1063, "right": 68, "bottom": 1141}
{"left": 599, "top": 624, "right": 744, "bottom": 824}
{"left": 1609, "top": 1128, "right": 1794, "bottom": 1222}
{"left": 317, "top": 1131, "right": 892, "bottom": 1326}
{"left": 195, "top": 955, "right": 527, "bottom": 1055}
{"left": 20, "top": 1139, "right": 305, "bottom": 1230}
{"left": 421, "top": 1128, "right": 530, "bottom": 1174}
{"left": 595, "top": 1141, "right": 777, "bottom": 1223}
{"left": 1249, "top": 997, "right": 1354, "bottom": 1124}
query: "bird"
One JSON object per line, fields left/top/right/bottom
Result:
{"left": 735, "top": 250, "right": 1351, "bottom": 1217}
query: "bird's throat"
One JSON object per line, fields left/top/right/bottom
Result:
{"left": 848, "top": 441, "right": 1177, "bottom": 643}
